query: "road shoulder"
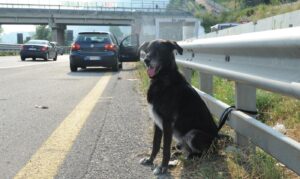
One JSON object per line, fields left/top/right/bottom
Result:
{"left": 56, "top": 63, "right": 153, "bottom": 179}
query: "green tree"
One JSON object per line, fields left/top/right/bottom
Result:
{"left": 167, "top": 0, "right": 195, "bottom": 10}
{"left": 109, "top": 26, "right": 123, "bottom": 41}
{"left": 200, "top": 13, "right": 222, "bottom": 33}
{"left": 33, "top": 25, "right": 51, "bottom": 40}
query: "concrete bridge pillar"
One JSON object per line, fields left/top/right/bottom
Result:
{"left": 50, "top": 23, "right": 66, "bottom": 45}
{"left": 183, "top": 22, "right": 197, "bottom": 40}
{"left": 132, "top": 19, "right": 142, "bottom": 37}
{"left": 137, "top": 16, "right": 156, "bottom": 43}
{"left": 155, "top": 19, "right": 183, "bottom": 41}
{"left": 154, "top": 18, "right": 202, "bottom": 41}
{"left": 132, "top": 22, "right": 141, "bottom": 35}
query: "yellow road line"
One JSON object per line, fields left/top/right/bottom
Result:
{"left": 14, "top": 74, "right": 112, "bottom": 179}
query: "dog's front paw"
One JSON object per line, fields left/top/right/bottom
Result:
{"left": 139, "top": 157, "right": 153, "bottom": 166}
{"left": 153, "top": 165, "right": 168, "bottom": 175}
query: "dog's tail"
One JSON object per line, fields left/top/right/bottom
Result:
{"left": 217, "top": 106, "right": 258, "bottom": 132}
{"left": 217, "top": 106, "right": 235, "bottom": 131}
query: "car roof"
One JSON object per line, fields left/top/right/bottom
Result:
{"left": 78, "top": 32, "right": 112, "bottom": 35}
{"left": 29, "top": 39, "right": 48, "bottom": 42}
{"left": 26, "top": 40, "right": 49, "bottom": 44}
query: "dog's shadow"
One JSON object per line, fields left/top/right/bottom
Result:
{"left": 138, "top": 138, "right": 234, "bottom": 178}
{"left": 165, "top": 137, "right": 234, "bottom": 178}
{"left": 170, "top": 153, "right": 229, "bottom": 179}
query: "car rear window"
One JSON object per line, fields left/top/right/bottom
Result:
{"left": 26, "top": 40, "right": 48, "bottom": 45}
{"left": 76, "top": 33, "right": 111, "bottom": 43}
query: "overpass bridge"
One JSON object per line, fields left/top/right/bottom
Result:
{"left": 0, "top": 2, "right": 202, "bottom": 45}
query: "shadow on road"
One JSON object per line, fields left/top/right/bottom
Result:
{"left": 21, "top": 59, "right": 54, "bottom": 62}
{"left": 67, "top": 63, "right": 138, "bottom": 77}
{"left": 67, "top": 67, "right": 117, "bottom": 77}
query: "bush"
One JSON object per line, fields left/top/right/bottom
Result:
{"left": 0, "top": 51, "right": 18, "bottom": 56}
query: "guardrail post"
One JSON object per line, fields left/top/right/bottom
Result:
{"left": 235, "top": 82, "right": 257, "bottom": 148}
{"left": 182, "top": 67, "right": 192, "bottom": 84}
{"left": 199, "top": 72, "right": 213, "bottom": 95}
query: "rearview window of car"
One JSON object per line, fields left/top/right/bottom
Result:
{"left": 26, "top": 40, "right": 48, "bottom": 45}
{"left": 76, "top": 33, "right": 111, "bottom": 43}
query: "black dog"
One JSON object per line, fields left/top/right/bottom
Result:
{"left": 139, "top": 39, "right": 219, "bottom": 175}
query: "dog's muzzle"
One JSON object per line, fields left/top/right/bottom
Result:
{"left": 147, "top": 66, "right": 156, "bottom": 78}
{"left": 144, "top": 58, "right": 156, "bottom": 78}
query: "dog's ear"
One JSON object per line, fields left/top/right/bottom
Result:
{"left": 138, "top": 41, "right": 150, "bottom": 53}
{"left": 165, "top": 40, "right": 183, "bottom": 55}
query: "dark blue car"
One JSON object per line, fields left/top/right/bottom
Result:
{"left": 20, "top": 40, "right": 58, "bottom": 61}
{"left": 69, "top": 32, "right": 139, "bottom": 72}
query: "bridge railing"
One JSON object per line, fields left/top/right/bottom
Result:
{"left": 175, "top": 27, "right": 300, "bottom": 175}
{"left": 0, "top": 2, "right": 187, "bottom": 14}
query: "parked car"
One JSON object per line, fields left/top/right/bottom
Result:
{"left": 51, "top": 42, "right": 64, "bottom": 55}
{"left": 210, "top": 23, "right": 240, "bottom": 32}
{"left": 20, "top": 40, "right": 58, "bottom": 61}
{"left": 57, "top": 47, "right": 65, "bottom": 55}
{"left": 69, "top": 32, "right": 139, "bottom": 72}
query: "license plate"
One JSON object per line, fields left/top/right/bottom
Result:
{"left": 28, "top": 48, "right": 36, "bottom": 51}
{"left": 89, "top": 56, "right": 101, "bottom": 60}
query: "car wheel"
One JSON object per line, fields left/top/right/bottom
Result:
{"left": 32, "top": 58, "right": 36, "bottom": 61}
{"left": 21, "top": 56, "right": 25, "bottom": 61}
{"left": 70, "top": 64, "right": 77, "bottom": 72}
{"left": 53, "top": 53, "right": 57, "bottom": 61}
{"left": 44, "top": 53, "right": 49, "bottom": 61}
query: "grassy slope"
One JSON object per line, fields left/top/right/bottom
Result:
{"left": 0, "top": 51, "right": 19, "bottom": 56}
{"left": 197, "top": 0, "right": 300, "bottom": 32}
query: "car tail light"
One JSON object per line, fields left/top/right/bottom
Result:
{"left": 71, "top": 43, "right": 80, "bottom": 51}
{"left": 104, "top": 44, "right": 116, "bottom": 51}
{"left": 41, "top": 46, "right": 48, "bottom": 52}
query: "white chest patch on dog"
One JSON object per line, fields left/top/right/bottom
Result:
{"left": 148, "top": 104, "right": 182, "bottom": 143}
{"left": 148, "top": 104, "right": 163, "bottom": 130}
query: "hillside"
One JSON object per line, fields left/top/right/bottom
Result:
{"left": 211, "top": 0, "right": 300, "bottom": 22}
{"left": 168, "top": 0, "right": 300, "bottom": 32}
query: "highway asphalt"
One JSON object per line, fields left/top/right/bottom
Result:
{"left": 0, "top": 55, "right": 154, "bottom": 179}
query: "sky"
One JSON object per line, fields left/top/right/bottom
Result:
{"left": 2, "top": 25, "right": 35, "bottom": 33}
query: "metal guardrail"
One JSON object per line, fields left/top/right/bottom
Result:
{"left": 0, "top": 43, "right": 21, "bottom": 51}
{"left": 176, "top": 27, "right": 300, "bottom": 175}
{"left": 178, "top": 27, "right": 300, "bottom": 99}
{"left": 0, "top": 43, "right": 70, "bottom": 54}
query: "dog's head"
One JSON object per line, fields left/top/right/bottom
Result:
{"left": 139, "top": 39, "right": 183, "bottom": 78}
